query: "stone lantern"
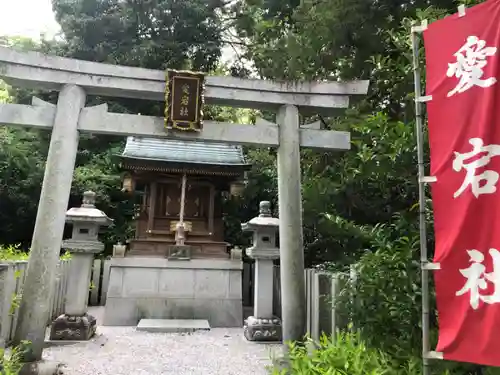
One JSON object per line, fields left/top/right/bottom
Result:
{"left": 242, "top": 201, "right": 282, "bottom": 341}
{"left": 121, "top": 173, "right": 134, "bottom": 193}
{"left": 229, "top": 180, "right": 245, "bottom": 197}
{"left": 49, "top": 191, "right": 112, "bottom": 341}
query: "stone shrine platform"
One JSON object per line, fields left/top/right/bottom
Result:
{"left": 103, "top": 257, "right": 243, "bottom": 327}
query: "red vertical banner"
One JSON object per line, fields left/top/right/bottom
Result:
{"left": 424, "top": 0, "right": 500, "bottom": 366}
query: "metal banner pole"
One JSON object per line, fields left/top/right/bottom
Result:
{"left": 411, "top": 24, "right": 431, "bottom": 375}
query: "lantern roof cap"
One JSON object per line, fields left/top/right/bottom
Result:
{"left": 242, "top": 201, "right": 279, "bottom": 230}
{"left": 66, "top": 191, "right": 113, "bottom": 226}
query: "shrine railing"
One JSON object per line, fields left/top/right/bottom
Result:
{"left": 278, "top": 267, "right": 354, "bottom": 340}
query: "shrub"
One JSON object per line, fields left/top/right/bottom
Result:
{"left": 0, "top": 246, "right": 72, "bottom": 261}
{"left": 331, "top": 216, "right": 498, "bottom": 374}
{"left": 341, "top": 235, "right": 422, "bottom": 360}
{"left": 269, "top": 331, "right": 428, "bottom": 375}
{"left": 0, "top": 342, "right": 27, "bottom": 375}
{"left": 0, "top": 245, "right": 28, "bottom": 261}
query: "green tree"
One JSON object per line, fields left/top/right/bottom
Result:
{"left": 53, "top": 0, "right": 225, "bottom": 68}
{"left": 0, "top": 0, "right": 234, "bottom": 250}
{"left": 0, "top": 127, "right": 47, "bottom": 246}
{"left": 0, "top": 38, "right": 49, "bottom": 247}
{"left": 223, "top": 1, "right": 485, "bottom": 267}
{"left": 230, "top": 0, "right": 487, "bottom": 117}
{"left": 0, "top": 81, "right": 9, "bottom": 103}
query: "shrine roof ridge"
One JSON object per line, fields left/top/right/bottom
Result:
{"left": 0, "top": 46, "right": 369, "bottom": 114}
{"left": 121, "top": 136, "right": 249, "bottom": 167}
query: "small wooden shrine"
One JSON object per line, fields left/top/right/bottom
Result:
{"left": 120, "top": 136, "right": 250, "bottom": 259}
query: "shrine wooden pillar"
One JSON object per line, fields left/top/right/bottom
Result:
{"left": 147, "top": 181, "right": 157, "bottom": 234}
{"left": 208, "top": 184, "right": 215, "bottom": 236}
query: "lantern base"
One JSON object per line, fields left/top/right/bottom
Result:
{"left": 49, "top": 313, "right": 97, "bottom": 341}
{"left": 243, "top": 316, "right": 282, "bottom": 342}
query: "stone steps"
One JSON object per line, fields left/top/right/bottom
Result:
{"left": 136, "top": 319, "right": 211, "bottom": 333}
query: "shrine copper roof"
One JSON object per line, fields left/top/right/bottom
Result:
{"left": 121, "top": 136, "right": 249, "bottom": 166}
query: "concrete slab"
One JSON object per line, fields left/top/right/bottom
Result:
{"left": 136, "top": 319, "right": 210, "bottom": 333}
{"left": 44, "top": 339, "right": 88, "bottom": 348}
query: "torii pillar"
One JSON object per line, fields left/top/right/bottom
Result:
{"left": 15, "top": 85, "right": 85, "bottom": 362}
{"left": 277, "top": 104, "right": 305, "bottom": 341}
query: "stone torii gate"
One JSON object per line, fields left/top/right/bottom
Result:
{"left": 0, "top": 46, "right": 368, "bottom": 361}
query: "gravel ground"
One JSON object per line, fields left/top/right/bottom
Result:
{"left": 43, "top": 327, "right": 280, "bottom": 375}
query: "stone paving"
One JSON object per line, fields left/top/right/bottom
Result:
{"left": 43, "top": 307, "right": 280, "bottom": 375}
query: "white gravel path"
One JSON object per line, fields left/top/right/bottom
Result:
{"left": 43, "top": 327, "right": 280, "bottom": 375}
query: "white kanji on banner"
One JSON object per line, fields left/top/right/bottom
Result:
{"left": 453, "top": 138, "right": 500, "bottom": 198}
{"left": 456, "top": 248, "right": 500, "bottom": 310}
{"left": 447, "top": 35, "right": 497, "bottom": 97}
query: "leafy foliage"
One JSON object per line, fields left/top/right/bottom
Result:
{"left": 301, "top": 110, "right": 421, "bottom": 266}
{"left": 0, "top": 81, "right": 10, "bottom": 104}
{"left": 0, "top": 127, "right": 48, "bottom": 247}
{"left": 271, "top": 332, "right": 426, "bottom": 375}
{"left": 52, "top": 0, "right": 225, "bottom": 71}
{"left": 230, "top": 0, "right": 457, "bottom": 81}
{"left": 334, "top": 221, "right": 500, "bottom": 375}
{"left": 0, "top": 341, "right": 27, "bottom": 375}
{"left": 0, "top": 0, "right": 238, "bottom": 253}
{"left": 335, "top": 218, "right": 422, "bottom": 360}
{"left": 0, "top": 245, "right": 29, "bottom": 261}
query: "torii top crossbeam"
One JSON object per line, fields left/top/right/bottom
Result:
{"left": 0, "top": 46, "right": 368, "bottom": 114}
{"left": 0, "top": 47, "right": 368, "bottom": 151}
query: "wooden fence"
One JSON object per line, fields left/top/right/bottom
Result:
{"left": 88, "top": 258, "right": 111, "bottom": 307}
{"left": 272, "top": 267, "right": 350, "bottom": 340}
{"left": 0, "top": 259, "right": 71, "bottom": 347}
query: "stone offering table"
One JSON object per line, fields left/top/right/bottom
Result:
{"left": 103, "top": 257, "right": 243, "bottom": 327}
